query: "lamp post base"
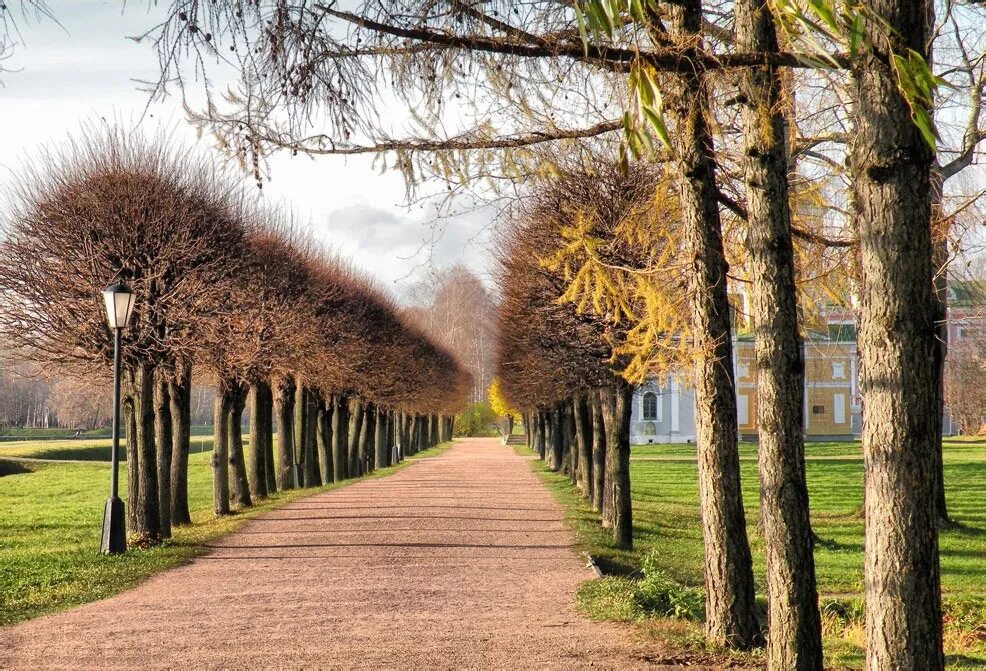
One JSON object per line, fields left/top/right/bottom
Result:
{"left": 100, "top": 496, "right": 126, "bottom": 554}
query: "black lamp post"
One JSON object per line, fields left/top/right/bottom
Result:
{"left": 99, "top": 282, "right": 136, "bottom": 555}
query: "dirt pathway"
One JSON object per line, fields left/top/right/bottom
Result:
{"left": 0, "top": 438, "right": 683, "bottom": 670}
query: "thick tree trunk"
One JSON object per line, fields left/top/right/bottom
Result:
{"left": 599, "top": 382, "right": 633, "bottom": 548}
{"left": 317, "top": 395, "right": 334, "bottom": 485}
{"left": 332, "top": 394, "right": 349, "bottom": 481}
{"left": 548, "top": 406, "right": 563, "bottom": 472}
{"left": 212, "top": 381, "right": 231, "bottom": 516}
{"left": 591, "top": 393, "right": 606, "bottom": 513}
{"left": 154, "top": 372, "right": 173, "bottom": 539}
{"left": 274, "top": 375, "right": 296, "bottom": 490}
{"left": 247, "top": 379, "right": 272, "bottom": 499}
{"left": 124, "top": 382, "right": 139, "bottom": 533}
{"left": 564, "top": 402, "right": 576, "bottom": 484}
{"left": 129, "top": 363, "right": 161, "bottom": 543}
{"left": 295, "top": 384, "right": 319, "bottom": 487}
{"left": 850, "top": 2, "right": 943, "bottom": 667}
{"left": 930, "top": 168, "right": 950, "bottom": 527}
{"left": 303, "top": 388, "right": 321, "bottom": 487}
{"left": 360, "top": 405, "right": 374, "bottom": 474}
{"left": 409, "top": 415, "right": 420, "bottom": 455}
{"left": 168, "top": 364, "right": 192, "bottom": 525}
{"left": 375, "top": 406, "right": 388, "bottom": 470}
{"left": 227, "top": 381, "right": 252, "bottom": 508}
{"left": 535, "top": 410, "right": 546, "bottom": 460}
{"left": 573, "top": 395, "right": 593, "bottom": 500}
{"left": 735, "top": 0, "right": 822, "bottom": 666}
{"left": 430, "top": 414, "right": 439, "bottom": 447}
{"left": 664, "top": 0, "right": 760, "bottom": 649}
{"left": 348, "top": 398, "right": 364, "bottom": 476}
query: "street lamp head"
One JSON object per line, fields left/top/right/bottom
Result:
{"left": 102, "top": 283, "right": 136, "bottom": 331}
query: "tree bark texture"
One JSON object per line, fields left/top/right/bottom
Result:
{"left": 227, "top": 380, "right": 252, "bottom": 508}
{"left": 573, "top": 395, "right": 593, "bottom": 501}
{"left": 130, "top": 363, "right": 161, "bottom": 543}
{"left": 665, "top": 0, "right": 760, "bottom": 649}
{"left": 374, "top": 406, "right": 388, "bottom": 470}
{"left": 212, "top": 381, "right": 231, "bottom": 516}
{"left": 735, "top": 0, "right": 823, "bottom": 666}
{"left": 317, "top": 395, "right": 334, "bottom": 485}
{"left": 303, "top": 388, "right": 321, "bottom": 487}
{"left": 591, "top": 393, "right": 606, "bottom": 513}
{"left": 850, "top": 2, "right": 943, "bottom": 667}
{"left": 348, "top": 398, "right": 364, "bottom": 476}
{"left": 360, "top": 405, "right": 375, "bottom": 474}
{"left": 599, "top": 382, "right": 633, "bottom": 548}
{"left": 154, "top": 372, "right": 173, "bottom": 539}
{"left": 247, "top": 379, "right": 272, "bottom": 499}
{"left": 168, "top": 364, "right": 192, "bottom": 525}
{"left": 274, "top": 375, "right": 296, "bottom": 490}
{"left": 332, "top": 394, "right": 349, "bottom": 481}
{"left": 548, "top": 406, "right": 563, "bottom": 472}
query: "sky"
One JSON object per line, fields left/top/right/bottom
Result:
{"left": 0, "top": 1, "right": 496, "bottom": 301}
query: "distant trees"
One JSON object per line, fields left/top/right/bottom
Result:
{"left": 0, "top": 126, "right": 469, "bottom": 545}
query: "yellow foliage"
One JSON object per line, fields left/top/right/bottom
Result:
{"left": 487, "top": 376, "right": 519, "bottom": 420}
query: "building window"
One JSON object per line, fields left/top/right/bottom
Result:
{"left": 642, "top": 392, "right": 658, "bottom": 421}
{"left": 832, "top": 362, "right": 846, "bottom": 379}
{"left": 812, "top": 405, "right": 825, "bottom": 415}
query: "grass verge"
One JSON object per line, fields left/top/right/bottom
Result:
{"left": 518, "top": 441, "right": 986, "bottom": 670}
{"left": 0, "top": 441, "right": 452, "bottom": 626}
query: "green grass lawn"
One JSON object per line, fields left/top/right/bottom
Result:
{"left": 524, "top": 439, "right": 986, "bottom": 669}
{"left": 0, "top": 440, "right": 452, "bottom": 627}
{"left": 0, "top": 435, "right": 217, "bottom": 461}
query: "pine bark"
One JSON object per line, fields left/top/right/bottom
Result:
{"left": 168, "top": 364, "right": 192, "bottom": 525}
{"left": 850, "top": 2, "right": 943, "bottom": 667}
{"left": 664, "top": 0, "right": 760, "bottom": 649}
{"left": 591, "top": 393, "right": 606, "bottom": 513}
{"left": 227, "top": 380, "right": 252, "bottom": 508}
{"left": 274, "top": 375, "right": 296, "bottom": 490}
{"left": 212, "top": 381, "right": 231, "bottom": 516}
{"left": 247, "top": 379, "right": 272, "bottom": 499}
{"left": 735, "top": 0, "right": 822, "bottom": 666}
{"left": 154, "top": 372, "right": 173, "bottom": 539}
{"left": 332, "top": 394, "right": 349, "bottom": 481}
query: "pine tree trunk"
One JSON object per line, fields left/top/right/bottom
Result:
{"left": 274, "top": 375, "right": 296, "bottom": 490}
{"left": 664, "top": 0, "right": 759, "bottom": 649}
{"left": 850, "top": 2, "right": 943, "bottom": 667}
{"left": 573, "top": 395, "right": 593, "bottom": 500}
{"left": 227, "top": 381, "right": 252, "bottom": 508}
{"left": 131, "top": 363, "right": 161, "bottom": 543}
{"left": 169, "top": 364, "right": 192, "bottom": 525}
{"left": 247, "top": 379, "right": 271, "bottom": 499}
{"left": 154, "top": 372, "right": 173, "bottom": 539}
{"left": 317, "top": 395, "right": 334, "bottom": 485}
{"left": 374, "top": 406, "right": 387, "bottom": 470}
{"left": 348, "top": 398, "right": 364, "bottom": 476}
{"left": 591, "top": 393, "right": 606, "bottom": 513}
{"left": 212, "top": 382, "right": 231, "bottom": 516}
{"left": 735, "top": 0, "right": 822, "bottom": 665}
{"left": 332, "top": 394, "right": 349, "bottom": 481}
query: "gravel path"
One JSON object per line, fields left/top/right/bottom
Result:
{"left": 0, "top": 438, "right": 689, "bottom": 670}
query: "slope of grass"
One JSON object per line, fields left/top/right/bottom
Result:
{"left": 0, "top": 441, "right": 452, "bottom": 626}
{"left": 522, "top": 440, "right": 986, "bottom": 669}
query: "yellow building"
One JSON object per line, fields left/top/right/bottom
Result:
{"left": 733, "top": 325, "right": 859, "bottom": 441}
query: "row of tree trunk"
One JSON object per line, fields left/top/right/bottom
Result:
{"left": 522, "top": 379, "right": 634, "bottom": 549}
{"left": 123, "top": 365, "right": 453, "bottom": 543}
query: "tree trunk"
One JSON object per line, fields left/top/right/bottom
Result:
{"left": 348, "top": 398, "right": 364, "bottom": 476}
{"left": 735, "top": 0, "right": 822, "bottom": 666}
{"left": 247, "top": 379, "right": 272, "bottom": 499}
{"left": 332, "top": 394, "right": 349, "bottom": 481}
{"left": 573, "top": 395, "right": 593, "bottom": 500}
{"left": 169, "top": 363, "right": 192, "bottom": 525}
{"left": 930, "top": 169, "right": 950, "bottom": 527}
{"left": 227, "top": 380, "right": 252, "bottom": 508}
{"left": 302, "top": 388, "right": 321, "bottom": 487}
{"left": 154, "top": 371, "right": 173, "bottom": 539}
{"left": 409, "top": 415, "right": 420, "bottom": 456}
{"left": 374, "top": 406, "right": 388, "bottom": 470}
{"left": 274, "top": 375, "right": 296, "bottom": 490}
{"left": 360, "top": 404, "right": 374, "bottom": 474}
{"left": 535, "top": 410, "right": 546, "bottom": 460}
{"left": 850, "top": 2, "right": 943, "bottom": 667}
{"left": 317, "top": 395, "right": 334, "bottom": 485}
{"left": 564, "top": 401, "right": 577, "bottom": 484}
{"left": 664, "top": 0, "right": 760, "bottom": 649}
{"left": 130, "top": 363, "right": 161, "bottom": 543}
{"left": 598, "top": 382, "right": 632, "bottom": 548}
{"left": 212, "top": 380, "right": 231, "bottom": 516}
{"left": 124, "top": 381, "right": 139, "bottom": 533}
{"left": 591, "top": 393, "right": 606, "bottom": 513}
